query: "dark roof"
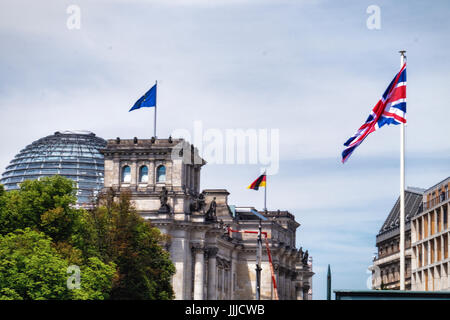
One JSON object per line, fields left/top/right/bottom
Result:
{"left": 376, "top": 188, "right": 424, "bottom": 244}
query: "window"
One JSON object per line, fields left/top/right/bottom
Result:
{"left": 437, "top": 211, "right": 441, "bottom": 233}
{"left": 431, "top": 212, "right": 435, "bottom": 235}
{"left": 444, "top": 234, "right": 448, "bottom": 259}
{"left": 157, "top": 165, "right": 166, "bottom": 183}
{"left": 437, "top": 237, "right": 442, "bottom": 261}
{"left": 139, "top": 165, "right": 148, "bottom": 183}
{"left": 121, "top": 165, "right": 131, "bottom": 183}
{"left": 418, "top": 245, "right": 422, "bottom": 267}
{"left": 418, "top": 219, "right": 423, "bottom": 240}
{"left": 444, "top": 205, "right": 448, "bottom": 230}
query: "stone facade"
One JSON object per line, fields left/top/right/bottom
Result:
{"left": 411, "top": 177, "right": 450, "bottom": 291}
{"left": 101, "top": 137, "right": 313, "bottom": 300}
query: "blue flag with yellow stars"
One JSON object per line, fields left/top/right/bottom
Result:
{"left": 129, "top": 83, "right": 157, "bottom": 111}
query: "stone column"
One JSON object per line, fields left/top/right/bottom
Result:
{"left": 112, "top": 157, "right": 120, "bottom": 187}
{"left": 448, "top": 263, "right": 450, "bottom": 290}
{"left": 290, "top": 271, "right": 296, "bottom": 300}
{"left": 192, "top": 245, "right": 205, "bottom": 300}
{"left": 207, "top": 248, "right": 218, "bottom": 300}
{"left": 170, "top": 230, "right": 189, "bottom": 300}
{"left": 148, "top": 161, "right": 155, "bottom": 186}
{"left": 231, "top": 250, "right": 238, "bottom": 299}
{"left": 186, "top": 165, "right": 190, "bottom": 191}
{"left": 194, "top": 168, "right": 200, "bottom": 193}
{"left": 189, "top": 165, "right": 193, "bottom": 190}
{"left": 273, "top": 262, "right": 279, "bottom": 300}
{"left": 279, "top": 267, "right": 285, "bottom": 300}
{"left": 130, "top": 159, "right": 137, "bottom": 187}
{"left": 296, "top": 284, "right": 303, "bottom": 300}
{"left": 286, "top": 269, "right": 291, "bottom": 300}
{"left": 222, "top": 262, "right": 226, "bottom": 299}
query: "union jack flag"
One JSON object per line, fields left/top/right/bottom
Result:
{"left": 342, "top": 63, "right": 407, "bottom": 163}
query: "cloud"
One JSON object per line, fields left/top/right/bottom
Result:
{"left": 1, "top": 0, "right": 450, "bottom": 300}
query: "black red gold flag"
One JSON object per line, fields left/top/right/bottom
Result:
{"left": 247, "top": 174, "right": 266, "bottom": 190}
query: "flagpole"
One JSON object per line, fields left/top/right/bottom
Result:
{"left": 399, "top": 50, "right": 406, "bottom": 290}
{"left": 264, "top": 172, "right": 267, "bottom": 212}
{"left": 154, "top": 80, "right": 158, "bottom": 138}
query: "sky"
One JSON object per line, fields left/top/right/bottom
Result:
{"left": 1, "top": 0, "right": 449, "bottom": 299}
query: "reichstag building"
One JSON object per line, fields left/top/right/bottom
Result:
{"left": 0, "top": 132, "right": 314, "bottom": 300}
{"left": 100, "top": 137, "right": 313, "bottom": 300}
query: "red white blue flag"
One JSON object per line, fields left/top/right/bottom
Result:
{"left": 342, "top": 63, "right": 407, "bottom": 163}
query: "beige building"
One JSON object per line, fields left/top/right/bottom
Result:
{"left": 371, "top": 188, "right": 424, "bottom": 290}
{"left": 411, "top": 177, "right": 450, "bottom": 291}
{"left": 100, "top": 137, "right": 313, "bottom": 300}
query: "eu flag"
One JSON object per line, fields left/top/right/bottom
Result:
{"left": 129, "top": 83, "right": 157, "bottom": 111}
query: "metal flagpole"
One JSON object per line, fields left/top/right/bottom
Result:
{"left": 257, "top": 171, "right": 266, "bottom": 300}
{"left": 399, "top": 50, "right": 406, "bottom": 290}
{"left": 264, "top": 172, "right": 267, "bottom": 212}
{"left": 256, "top": 219, "right": 262, "bottom": 300}
{"left": 154, "top": 80, "right": 158, "bottom": 138}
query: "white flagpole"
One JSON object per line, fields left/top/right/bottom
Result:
{"left": 399, "top": 50, "right": 406, "bottom": 290}
{"left": 154, "top": 80, "right": 158, "bottom": 138}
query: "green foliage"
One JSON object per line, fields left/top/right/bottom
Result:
{"left": 0, "top": 288, "right": 23, "bottom": 300}
{"left": 0, "top": 229, "right": 115, "bottom": 300}
{"left": 0, "top": 177, "right": 175, "bottom": 300}
{"left": 70, "top": 257, "right": 116, "bottom": 300}
{"left": 0, "top": 229, "right": 70, "bottom": 300}
{"left": 0, "top": 176, "right": 79, "bottom": 240}
{"left": 95, "top": 190, "right": 175, "bottom": 300}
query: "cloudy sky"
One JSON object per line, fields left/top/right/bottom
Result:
{"left": 1, "top": 0, "right": 449, "bottom": 299}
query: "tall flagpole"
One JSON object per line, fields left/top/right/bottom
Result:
{"left": 399, "top": 50, "right": 406, "bottom": 290}
{"left": 264, "top": 172, "right": 267, "bottom": 212}
{"left": 258, "top": 172, "right": 266, "bottom": 299}
{"left": 154, "top": 80, "right": 158, "bottom": 138}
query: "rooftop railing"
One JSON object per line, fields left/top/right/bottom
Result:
{"left": 422, "top": 190, "right": 449, "bottom": 211}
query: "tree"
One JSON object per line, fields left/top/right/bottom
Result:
{"left": 0, "top": 228, "right": 70, "bottom": 299}
{"left": 0, "top": 175, "right": 79, "bottom": 240}
{"left": 69, "top": 257, "right": 117, "bottom": 300}
{"left": 94, "top": 189, "right": 175, "bottom": 300}
{"left": 0, "top": 228, "right": 116, "bottom": 300}
{"left": 0, "top": 177, "right": 116, "bottom": 300}
{"left": 0, "top": 177, "right": 175, "bottom": 300}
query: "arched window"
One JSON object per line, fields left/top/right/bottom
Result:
{"left": 121, "top": 165, "right": 131, "bottom": 183}
{"left": 157, "top": 165, "right": 166, "bottom": 183}
{"left": 139, "top": 165, "right": 148, "bottom": 183}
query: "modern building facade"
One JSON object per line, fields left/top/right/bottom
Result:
{"left": 411, "top": 177, "right": 450, "bottom": 291}
{"left": 371, "top": 188, "right": 424, "bottom": 290}
{"left": 0, "top": 131, "right": 106, "bottom": 207}
{"left": 101, "top": 137, "right": 313, "bottom": 300}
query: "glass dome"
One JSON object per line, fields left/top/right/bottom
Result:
{"left": 0, "top": 130, "right": 106, "bottom": 206}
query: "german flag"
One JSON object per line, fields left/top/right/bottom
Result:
{"left": 247, "top": 174, "right": 266, "bottom": 190}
